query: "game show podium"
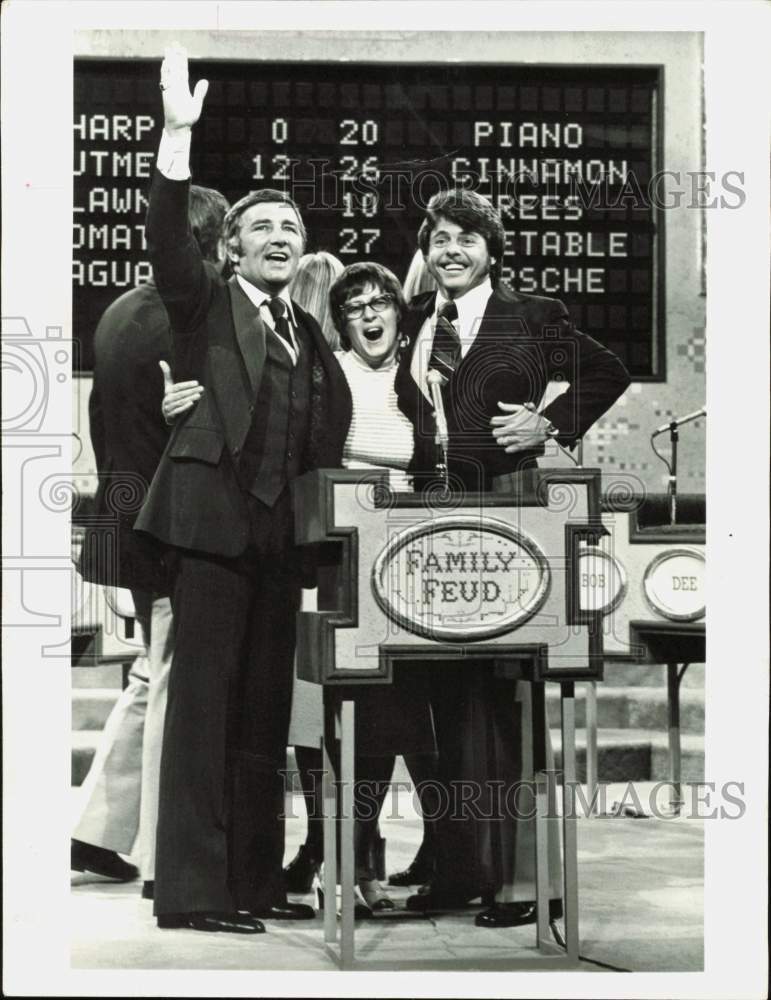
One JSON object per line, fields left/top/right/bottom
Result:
{"left": 577, "top": 491, "right": 705, "bottom": 814}
{"left": 293, "top": 467, "right": 607, "bottom": 969}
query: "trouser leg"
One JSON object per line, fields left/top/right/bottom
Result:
{"left": 137, "top": 593, "right": 173, "bottom": 882}
{"left": 403, "top": 751, "right": 440, "bottom": 859}
{"left": 294, "top": 745, "right": 325, "bottom": 857}
{"left": 227, "top": 552, "right": 300, "bottom": 911}
{"left": 431, "top": 666, "right": 497, "bottom": 896}
{"left": 72, "top": 597, "right": 149, "bottom": 854}
{"left": 153, "top": 552, "right": 251, "bottom": 916}
{"left": 353, "top": 755, "right": 394, "bottom": 877}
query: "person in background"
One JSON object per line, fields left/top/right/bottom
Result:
{"left": 135, "top": 44, "right": 351, "bottom": 934}
{"left": 397, "top": 187, "right": 631, "bottom": 926}
{"left": 73, "top": 185, "right": 229, "bottom": 902}
{"left": 291, "top": 252, "right": 345, "bottom": 349}
{"left": 402, "top": 247, "right": 438, "bottom": 303}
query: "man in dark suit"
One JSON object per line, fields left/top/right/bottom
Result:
{"left": 74, "top": 184, "right": 229, "bottom": 899}
{"left": 135, "top": 45, "right": 351, "bottom": 934}
{"left": 397, "top": 188, "right": 630, "bottom": 925}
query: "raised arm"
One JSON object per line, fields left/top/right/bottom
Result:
{"left": 145, "top": 44, "right": 213, "bottom": 340}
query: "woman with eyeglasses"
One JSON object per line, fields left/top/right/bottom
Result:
{"left": 289, "top": 262, "right": 437, "bottom": 914}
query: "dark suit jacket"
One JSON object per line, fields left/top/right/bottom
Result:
{"left": 396, "top": 285, "right": 631, "bottom": 491}
{"left": 77, "top": 280, "right": 172, "bottom": 592}
{"left": 135, "top": 170, "right": 352, "bottom": 559}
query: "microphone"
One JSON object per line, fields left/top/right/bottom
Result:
{"left": 653, "top": 407, "right": 706, "bottom": 435}
{"left": 427, "top": 370, "right": 449, "bottom": 451}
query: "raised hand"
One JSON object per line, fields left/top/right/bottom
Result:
{"left": 160, "top": 42, "right": 209, "bottom": 134}
{"left": 159, "top": 360, "right": 204, "bottom": 424}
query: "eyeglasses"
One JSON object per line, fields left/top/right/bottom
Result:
{"left": 341, "top": 293, "right": 394, "bottom": 321}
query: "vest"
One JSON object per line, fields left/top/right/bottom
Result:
{"left": 238, "top": 322, "right": 313, "bottom": 507}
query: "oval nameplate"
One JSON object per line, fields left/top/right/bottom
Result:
{"left": 643, "top": 548, "right": 705, "bottom": 621}
{"left": 372, "top": 514, "right": 550, "bottom": 642}
{"left": 578, "top": 549, "right": 627, "bottom": 614}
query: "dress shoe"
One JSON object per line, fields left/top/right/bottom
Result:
{"left": 474, "top": 899, "right": 564, "bottom": 928}
{"left": 157, "top": 911, "right": 264, "bottom": 934}
{"left": 283, "top": 842, "right": 322, "bottom": 894}
{"left": 405, "top": 887, "right": 490, "bottom": 913}
{"left": 357, "top": 876, "right": 395, "bottom": 912}
{"left": 388, "top": 843, "right": 435, "bottom": 887}
{"left": 71, "top": 839, "right": 139, "bottom": 882}
{"left": 141, "top": 881, "right": 154, "bottom": 901}
{"left": 316, "top": 886, "right": 372, "bottom": 920}
{"left": 249, "top": 901, "right": 315, "bottom": 921}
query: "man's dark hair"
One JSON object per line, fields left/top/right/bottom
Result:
{"left": 223, "top": 188, "right": 307, "bottom": 256}
{"left": 328, "top": 261, "right": 406, "bottom": 349}
{"left": 417, "top": 188, "right": 506, "bottom": 286}
{"left": 189, "top": 185, "right": 230, "bottom": 263}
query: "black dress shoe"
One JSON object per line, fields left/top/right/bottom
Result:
{"left": 474, "top": 899, "right": 564, "bottom": 928}
{"left": 249, "top": 901, "right": 315, "bottom": 921}
{"left": 283, "top": 843, "right": 321, "bottom": 894}
{"left": 141, "top": 881, "right": 154, "bottom": 900}
{"left": 388, "top": 847, "right": 435, "bottom": 887}
{"left": 157, "top": 911, "right": 265, "bottom": 934}
{"left": 71, "top": 839, "right": 139, "bottom": 881}
{"left": 405, "top": 887, "right": 489, "bottom": 913}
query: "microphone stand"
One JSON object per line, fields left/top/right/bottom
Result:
{"left": 668, "top": 422, "right": 679, "bottom": 526}
{"left": 427, "top": 370, "right": 450, "bottom": 491}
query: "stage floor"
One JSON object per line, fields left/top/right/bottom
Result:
{"left": 70, "top": 782, "right": 703, "bottom": 974}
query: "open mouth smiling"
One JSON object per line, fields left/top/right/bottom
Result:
{"left": 265, "top": 251, "right": 289, "bottom": 263}
{"left": 362, "top": 325, "right": 384, "bottom": 342}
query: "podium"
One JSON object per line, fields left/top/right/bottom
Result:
{"left": 294, "top": 467, "right": 607, "bottom": 969}
{"left": 577, "top": 491, "right": 705, "bottom": 814}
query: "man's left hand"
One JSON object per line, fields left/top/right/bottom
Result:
{"left": 491, "top": 402, "right": 554, "bottom": 452}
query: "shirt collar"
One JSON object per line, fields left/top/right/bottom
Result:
{"left": 433, "top": 278, "right": 493, "bottom": 338}
{"left": 236, "top": 274, "right": 296, "bottom": 326}
{"left": 342, "top": 347, "right": 399, "bottom": 374}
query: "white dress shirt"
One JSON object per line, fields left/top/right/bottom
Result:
{"left": 410, "top": 277, "right": 494, "bottom": 400}
{"left": 234, "top": 276, "right": 300, "bottom": 365}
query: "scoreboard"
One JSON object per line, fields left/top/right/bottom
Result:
{"left": 74, "top": 60, "right": 663, "bottom": 377}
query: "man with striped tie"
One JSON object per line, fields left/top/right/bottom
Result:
{"left": 396, "top": 188, "right": 630, "bottom": 925}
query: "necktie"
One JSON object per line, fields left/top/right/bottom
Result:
{"left": 267, "top": 297, "right": 293, "bottom": 347}
{"left": 428, "top": 300, "right": 461, "bottom": 380}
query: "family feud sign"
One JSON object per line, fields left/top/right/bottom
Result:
{"left": 293, "top": 468, "right": 605, "bottom": 682}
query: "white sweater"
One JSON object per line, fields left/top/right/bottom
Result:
{"left": 336, "top": 349, "right": 414, "bottom": 492}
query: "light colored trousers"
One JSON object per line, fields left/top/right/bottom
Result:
{"left": 72, "top": 592, "right": 173, "bottom": 880}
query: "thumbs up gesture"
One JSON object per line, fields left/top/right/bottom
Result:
{"left": 160, "top": 360, "right": 204, "bottom": 424}
{"left": 160, "top": 42, "right": 209, "bottom": 135}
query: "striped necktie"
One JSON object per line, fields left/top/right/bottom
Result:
{"left": 428, "top": 300, "right": 460, "bottom": 380}
{"left": 267, "top": 297, "right": 293, "bottom": 347}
